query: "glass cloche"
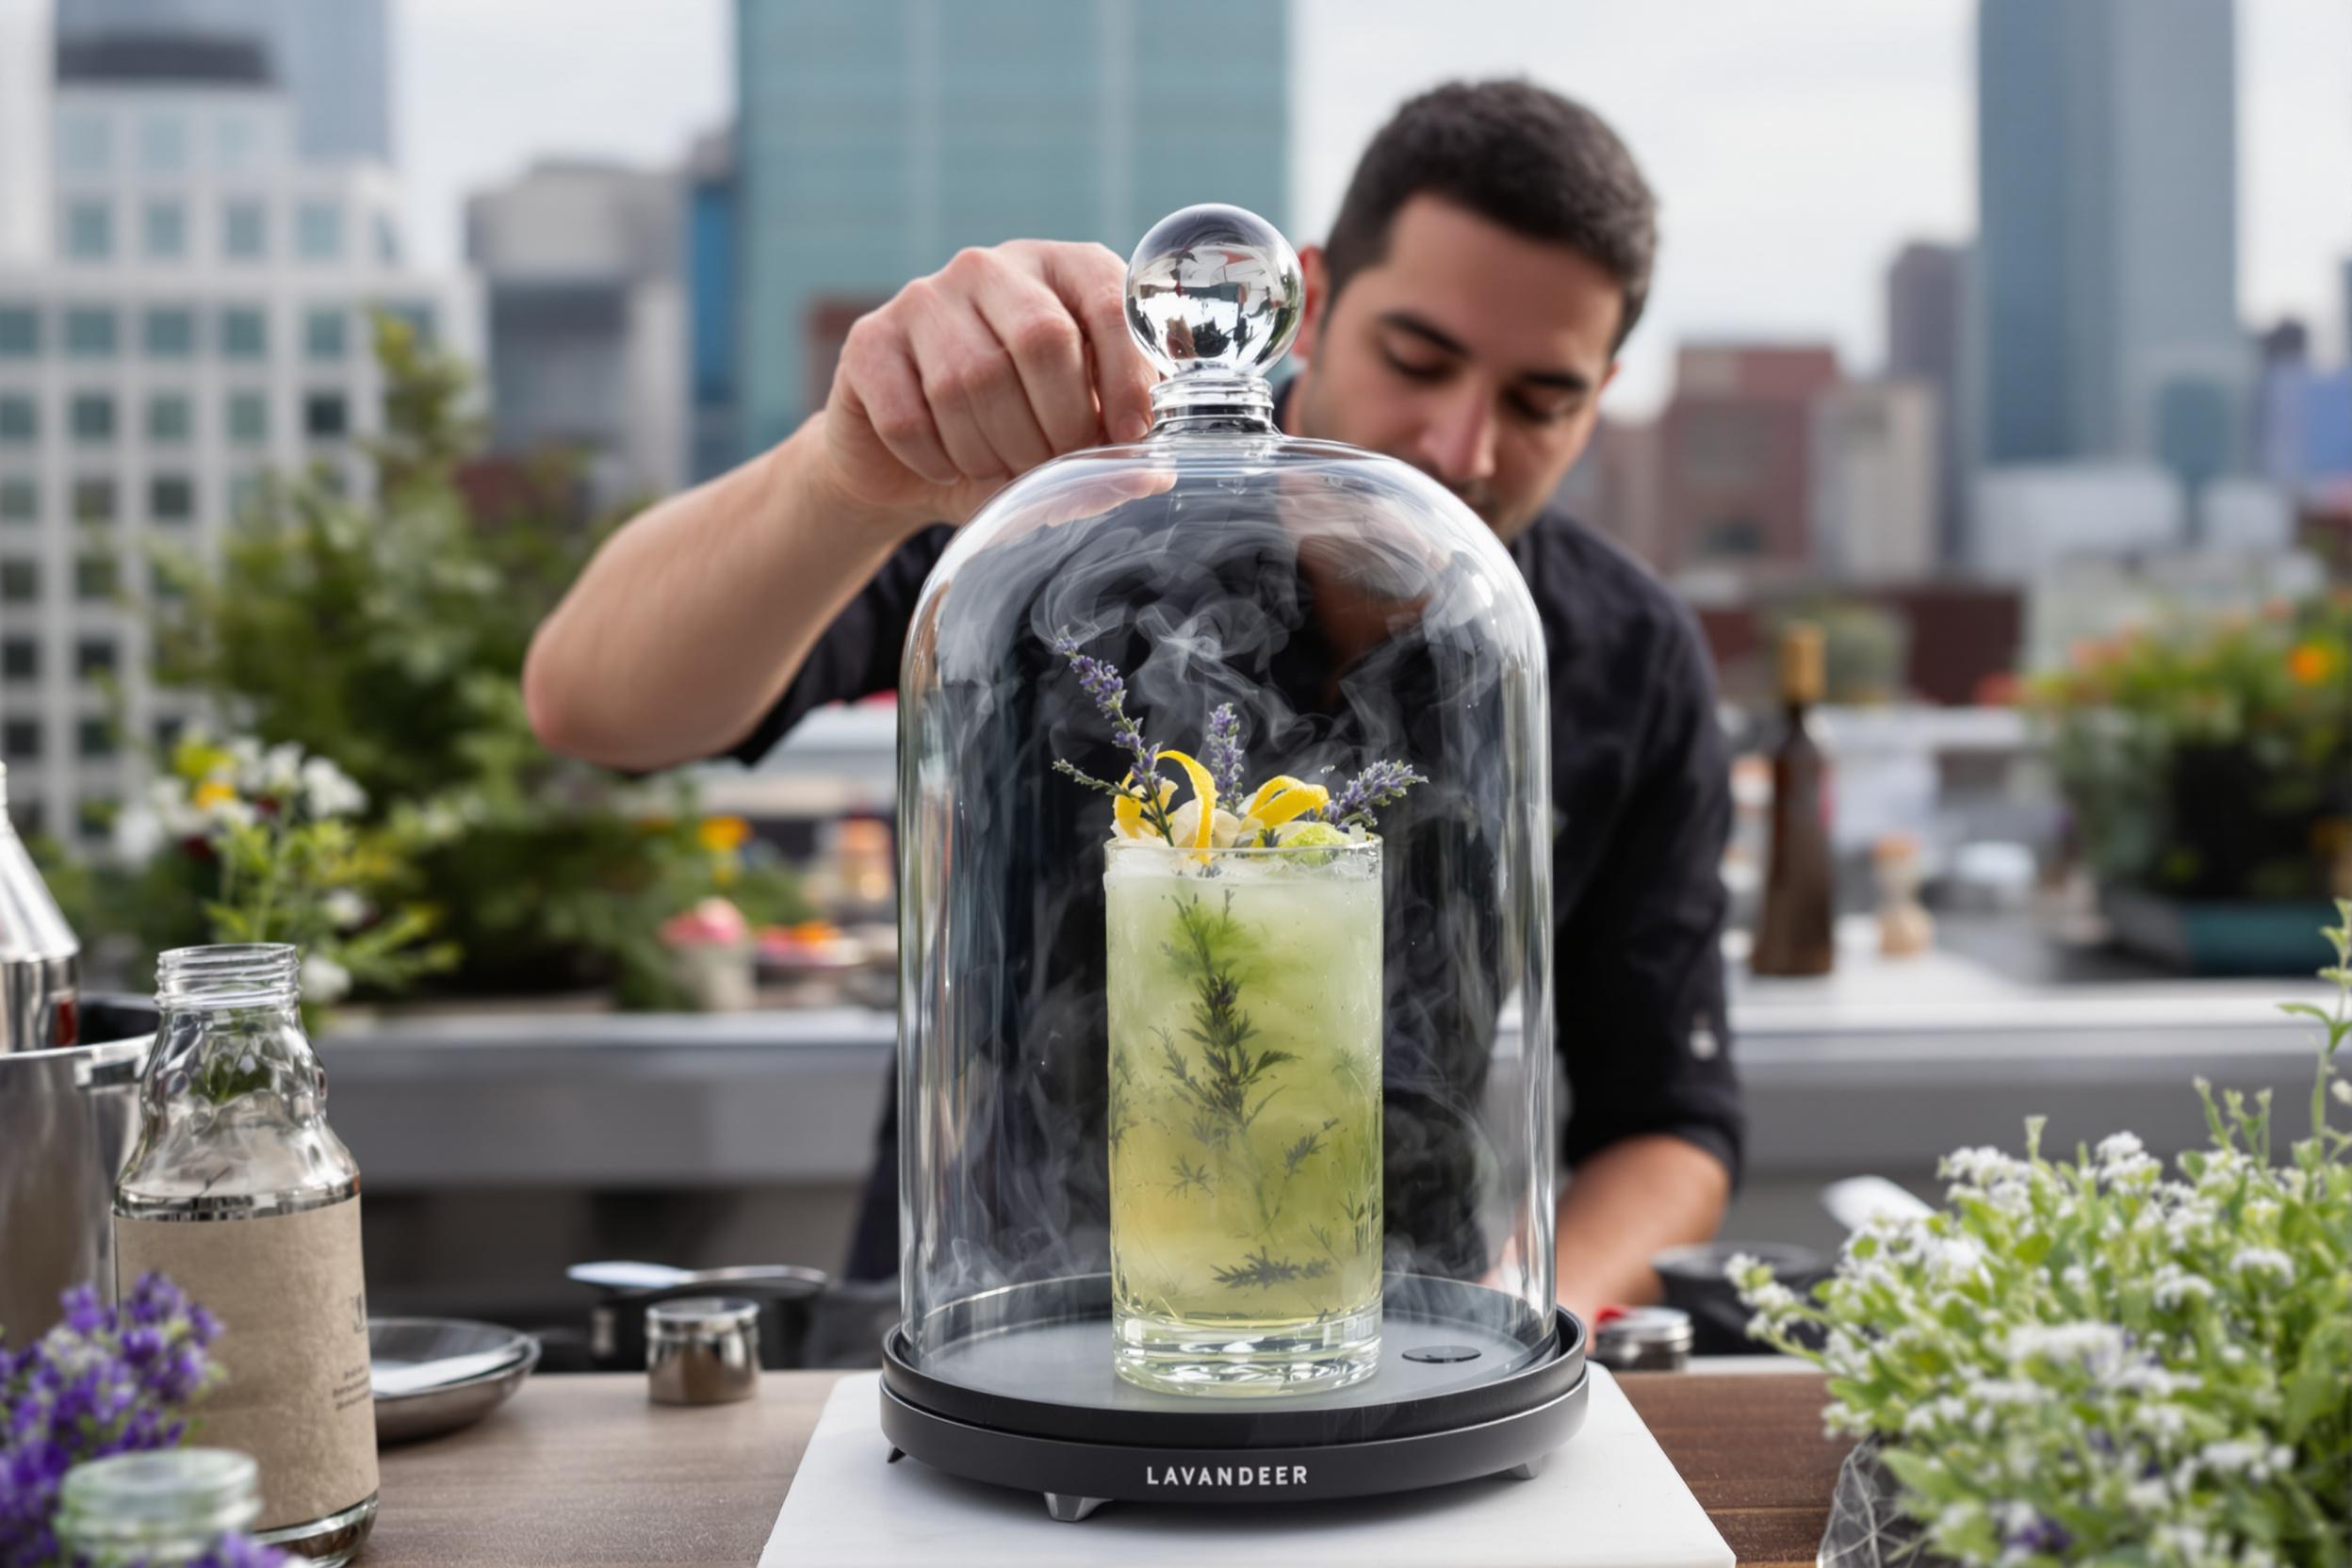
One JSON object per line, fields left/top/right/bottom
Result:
{"left": 881, "top": 205, "right": 1584, "bottom": 1521}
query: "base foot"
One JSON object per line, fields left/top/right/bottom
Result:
{"left": 1044, "top": 1494, "right": 1107, "bottom": 1523}
{"left": 1501, "top": 1455, "right": 1547, "bottom": 1481}
{"left": 886, "top": 1447, "right": 905, "bottom": 1463}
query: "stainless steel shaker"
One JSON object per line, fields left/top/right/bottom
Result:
{"left": 1, "top": 761, "right": 149, "bottom": 1348}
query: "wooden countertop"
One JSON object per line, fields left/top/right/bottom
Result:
{"left": 368, "top": 1368, "right": 1844, "bottom": 1566}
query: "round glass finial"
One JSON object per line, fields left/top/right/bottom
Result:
{"left": 1125, "top": 204, "right": 1302, "bottom": 383}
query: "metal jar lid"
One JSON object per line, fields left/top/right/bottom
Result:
{"left": 1591, "top": 1306, "right": 1693, "bottom": 1371}
{"left": 646, "top": 1297, "right": 761, "bottom": 1405}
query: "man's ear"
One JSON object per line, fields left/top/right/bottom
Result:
{"left": 1291, "top": 245, "right": 1330, "bottom": 367}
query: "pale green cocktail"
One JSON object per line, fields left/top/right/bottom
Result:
{"left": 1103, "top": 836, "right": 1383, "bottom": 1395}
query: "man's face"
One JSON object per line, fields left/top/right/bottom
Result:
{"left": 1285, "top": 195, "right": 1624, "bottom": 544}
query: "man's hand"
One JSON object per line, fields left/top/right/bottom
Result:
{"left": 1554, "top": 1135, "right": 1730, "bottom": 1322}
{"left": 820, "top": 240, "right": 1160, "bottom": 529}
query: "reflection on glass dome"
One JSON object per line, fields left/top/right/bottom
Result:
{"left": 893, "top": 204, "right": 1558, "bottom": 1420}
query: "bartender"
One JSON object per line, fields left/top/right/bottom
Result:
{"left": 524, "top": 79, "right": 1741, "bottom": 1320}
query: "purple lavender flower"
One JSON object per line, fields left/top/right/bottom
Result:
{"left": 1202, "top": 704, "right": 1245, "bottom": 809}
{"left": 2006, "top": 1512, "right": 2073, "bottom": 1556}
{"left": 1, "top": 1272, "right": 225, "bottom": 1568}
{"left": 1321, "top": 760, "right": 1429, "bottom": 828}
{"left": 1052, "top": 632, "right": 1159, "bottom": 785}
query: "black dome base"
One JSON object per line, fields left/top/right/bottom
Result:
{"left": 878, "top": 1276, "right": 1588, "bottom": 1520}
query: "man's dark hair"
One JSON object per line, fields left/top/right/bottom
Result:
{"left": 1322, "top": 79, "right": 1657, "bottom": 351}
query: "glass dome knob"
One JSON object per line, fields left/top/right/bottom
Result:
{"left": 1125, "top": 204, "right": 1303, "bottom": 383}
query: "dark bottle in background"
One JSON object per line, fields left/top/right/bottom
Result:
{"left": 1752, "top": 624, "right": 1836, "bottom": 977}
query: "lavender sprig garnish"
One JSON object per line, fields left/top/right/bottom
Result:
{"left": 1051, "top": 632, "right": 1175, "bottom": 841}
{"left": 1202, "top": 704, "right": 1245, "bottom": 810}
{"left": 1321, "top": 760, "right": 1429, "bottom": 828}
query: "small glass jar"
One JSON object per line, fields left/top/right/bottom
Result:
{"left": 114, "top": 944, "right": 377, "bottom": 1565}
{"left": 55, "top": 1448, "right": 259, "bottom": 1567}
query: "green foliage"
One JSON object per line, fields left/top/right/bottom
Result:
{"left": 61, "top": 313, "right": 805, "bottom": 1010}
{"left": 2030, "top": 596, "right": 2352, "bottom": 900}
{"left": 1736, "top": 901, "right": 2352, "bottom": 1568}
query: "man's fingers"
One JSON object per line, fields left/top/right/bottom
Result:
{"left": 839, "top": 318, "right": 959, "bottom": 486}
{"left": 972, "top": 272, "right": 1098, "bottom": 458}
{"left": 1041, "top": 243, "right": 1157, "bottom": 443}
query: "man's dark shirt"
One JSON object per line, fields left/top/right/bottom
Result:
{"left": 725, "top": 479, "right": 1743, "bottom": 1284}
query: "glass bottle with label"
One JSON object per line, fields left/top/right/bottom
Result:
{"left": 113, "top": 944, "right": 377, "bottom": 1565}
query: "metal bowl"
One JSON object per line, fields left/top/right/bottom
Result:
{"left": 369, "top": 1317, "right": 540, "bottom": 1446}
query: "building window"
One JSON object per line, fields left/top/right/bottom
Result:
{"left": 227, "top": 471, "right": 264, "bottom": 517}
{"left": 222, "top": 201, "right": 267, "bottom": 262}
{"left": 149, "top": 475, "right": 194, "bottom": 523}
{"left": 2, "top": 720, "right": 40, "bottom": 761}
{"left": 142, "top": 201, "right": 188, "bottom": 260}
{"left": 139, "top": 113, "right": 187, "bottom": 173}
{"left": 0, "top": 397, "right": 36, "bottom": 442}
{"left": 153, "top": 714, "right": 186, "bottom": 751}
{"left": 76, "top": 719, "right": 116, "bottom": 760}
{"left": 303, "top": 307, "right": 347, "bottom": 361}
{"left": 143, "top": 307, "right": 195, "bottom": 358}
{"left": 74, "top": 554, "right": 118, "bottom": 602}
{"left": 59, "top": 112, "right": 110, "bottom": 174}
{"left": 147, "top": 394, "right": 192, "bottom": 443}
{"left": 70, "top": 394, "right": 115, "bottom": 444}
{"left": 227, "top": 392, "right": 268, "bottom": 444}
{"left": 65, "top": 308, "right": 117, "bottom": 358}
{"left": 65, "top": 202, "right": 112, "bottom": 261}
{"left": 374, "top": 215, "right": 401, "bottom": 265}
{"left": 295, "top": 202, "right": 342, "bottom": 262}
{"left": 303, "top": 392, "right": 348, "bottom": 440}
{"left": 151, "top": 560, "right": 187, "bottom": 601}
{"left": 73, "top": 478, "right": 115, "bottom": 523}
{"left": 1, "top": 560, "right": 38, "bottom": 604}
{"left": 0, "top": 305, "right": 35, "bottom": 356}
{"left": 384, "top": 302, "right": 436, "bottom": 346}
{"left": 216, "top": 113, "right": 258, "bottom": 172}
{"left": 78, "top": 797, "right": 116, "bottom": 841}
{"left": 2, "top": 638, "right": 38, "bottom": 679}
{"left": 0, "top": 478, "right": 34, "bottom": 522}
{"left": 74, "top": 639, "right": 118, "bottom": 681}
{"left": 220, "top": 307, "right": 267, "bottom": 359}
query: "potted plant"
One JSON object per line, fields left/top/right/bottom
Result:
{"left": 2030, "top": 595, "right": 2351, "bottom": 972}
{"left": 1735, "top": 902, "right": 2351, "bottom": 1566}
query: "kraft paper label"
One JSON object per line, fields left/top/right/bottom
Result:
{"left": 117, "top": 1200, "right": 378, "bottom": 1530}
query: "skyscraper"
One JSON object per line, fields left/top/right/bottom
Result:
{"left": 734, "top": 0, "right": 1289, "bottom": 452}
{"left": 466, "top": 159, "right": 687, "bottom": 507}
{"left": 1885, "top": 240, "right": 1964, "bottom": 564}
{"left": 1975, "top": 0, "right": 2246, "bottom": 478}
{"left": 0, "top": 31, "right": 470, "bottom": 844}
{"left": 55, "top": 0, "right": 393, "bottom": 166}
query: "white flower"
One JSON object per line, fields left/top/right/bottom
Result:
{"left": 322, "top": 890, "right": 369, "bottom": 930}
{"left": 2197, "top": 1439, "right": 2273, "bottom": 1479}
{"left": 2331, "top": 1079, "right": 2351, "bottom": 1107}
{"left": 1723, "top": 1251, "right": 1759, "bottom": 1283}
{"left": 2004, "top": 1321, "right": 2128, "bottom": 1375}
{"left": 2230, "top": 1248, "right": 2294, "bottom": 1282}
{"left": 299, "top": 756, "right": 367, "bottom": 819}
{"left": 246, "top": 740, "right": 303, "bottom": 796}
{"left": 112, "top": 803, "right": 165, "bottom": 861}
{"left": 300, "top": 953, "right": 352, "bottom": 1004}
{"left": 2095, "top": 1131, "right": 2146, "bottom": 1164}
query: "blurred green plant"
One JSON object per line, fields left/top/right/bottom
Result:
{"left": 50, "top": 314, "right": 805, "bottom": 1011}
{"left": 2029, "top": 594, "right": 2352, "bottom": 902}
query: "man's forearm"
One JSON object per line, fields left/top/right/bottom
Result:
{"left": 523, "top": 416, "right": 919, "bottom": 773}
{"left": 1552, "top": 1134, "right": 1730, "bottom": 1321}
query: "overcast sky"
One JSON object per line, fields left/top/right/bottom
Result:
{"left": 3, "top": 0, "right": 2346, "bottom": 416}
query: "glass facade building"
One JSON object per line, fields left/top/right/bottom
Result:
{"left": 734, "top": 0, "right": 1289, "bottom": 453}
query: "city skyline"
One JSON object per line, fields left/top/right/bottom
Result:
{"left": 2, "top": 0, "right": 2346, "bottom": 419}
